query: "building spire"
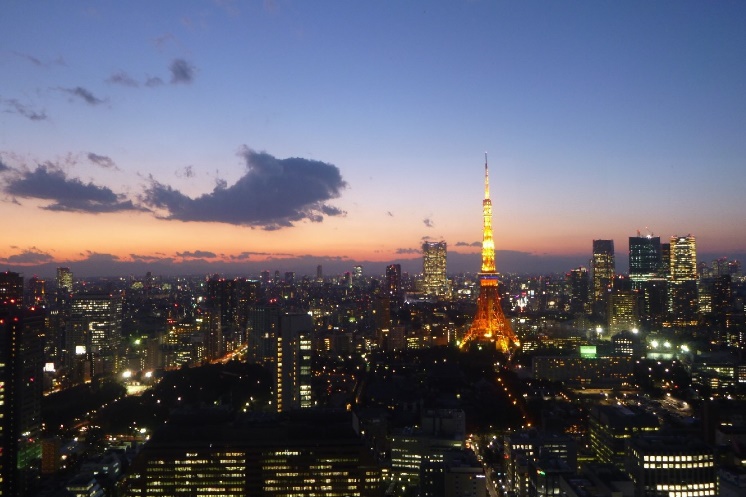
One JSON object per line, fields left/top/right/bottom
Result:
{"left": 484, "top": 152, "right": 490, "bottom": 200}
{"left": 481, "top": 153, "right": 495, "bottom": 274}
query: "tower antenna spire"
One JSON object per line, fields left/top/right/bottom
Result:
{"left": 461, "top": 153, "right": 520, "bottom": 353}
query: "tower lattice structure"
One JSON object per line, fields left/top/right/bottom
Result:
{"left": 461, "top": 155, "right": 520, "bottom": 353}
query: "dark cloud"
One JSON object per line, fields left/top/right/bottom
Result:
{"left": 386, "top": 211, "right": 394, "bottom": 217}
{"left": 423, "top": 217, "right": 434, "bottom": 228}
{"left": 106, "top": 71, "right": 139, "bottom": 87}
{"left": 141, "top": 147, "right": 346, "bottom": 229}
{"left": 12, "top": 52, "right": 65, "bottom": 67}
{"left": 2, "top": 98, "right": 47, "bottom": 121}
{"left": 4, "top": 164, "right": 142, "bottom": 213}
{"left": 87, "top": 153, "right": 117, "bottom": 170}
{"left": 229, "top": 250, "right": 294, "bottom": 260}
{"left": 153, "top": 33, "right": 176, "bottom": 49}
{"left": 455, "top": 241, "right": 481, "bottom": 247}
{"left": 396, "top": 248, "right": 421, "bottom": 255}
{"left": 82, "top": 251, "right": 121, "bottom": 263}
{"left": 176, "top": 165, "right": 195, "bottom": 178}
{"left": 145, "top": 76, "right": 164, "bottom": 87}
{"left": 0, "top": 159, "right": 9, "bottom": 172}
{"left": 170, "top": 59, "right": 195, "bottom": 84}
{"left": 60, "top": 86, "right": 106, "bottom": 105}
{"left": 130, "top": 253, "right": 172, "bottom": 263}
{"left": 1, "top": 248, "right": 53, "bottom": 264}
{"left": 176, "top": 250, "right": 217, "bottom": 259}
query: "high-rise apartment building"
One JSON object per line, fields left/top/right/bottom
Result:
{"left": 668, "top": 235, "right": 698, "bottom": 327}
{"left": 0, "top": 301, "right": 45, "bottom": 496}
{"left": 386, "top": 264, "right": 402, "bottom": 304}
{"left": 275, "top": 313, "right": 313, "bottom": 412}
{"left": 592, "top": 240, "right": 615, "bottom": 314}
{"left": 422, "top": 242, "right": 449, "bottom": 298}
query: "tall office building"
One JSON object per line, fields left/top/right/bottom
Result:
{"left": 352, "top": 265, "right": 364, "bottom": 287}
{"left": 607, "top": 291, "right": 640, "bottom": 334}
{"left": 567, "top": 267, "right": 589, "bottom": 315}
{"left": 55, "top": 267, "right": 73, "bottom": 293}
{"left": 668, "top": 235, "right": 698, "bottom": 326}
{"left": 592, "top": 240, "right": 615, "bottom": 314}
{"left": 68, "top": 293, "right": 122, "bottom": 379}
{"left": 275, "top": 313, "right": 313, "bottom": 412}
{"left": 628, "top": 234, "right": 667, "bottom": 330}
{"left": 422, "top": 241, "right": 449, "bottom": 298}
{"left": 628, "top": 235, "right": 662, "bottom": 287}
{"left": 660, "top": 243, "right": 671, "bottom": 278}
{"left": 0, "top": 301, "right": 45, "bottom": 496}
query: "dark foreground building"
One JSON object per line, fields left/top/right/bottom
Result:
{"left": 123, "top": 409, "right": 381, "bottom": 496}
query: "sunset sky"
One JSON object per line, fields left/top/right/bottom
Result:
{"left": 2, "top": 1, "right": 745, "bottom": 278}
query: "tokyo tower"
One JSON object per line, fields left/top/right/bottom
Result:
{"left": 461, "top": 154, "right": 520, "bottom": 353}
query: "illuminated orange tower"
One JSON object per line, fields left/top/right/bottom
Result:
{"left": 462, "top": 154, "right": 520, "bottom": 353}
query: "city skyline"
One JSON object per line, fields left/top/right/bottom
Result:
{"left": 2, "top": 2, "right": 745, "bottom": 278}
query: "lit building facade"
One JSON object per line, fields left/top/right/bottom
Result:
{"left": 386, "top": 264, "right": 402, "bottom": 305}
{"left": 592, "top": 240, "right": 615, "bottom": 315}
{"left": 668, "top": 235, "right": 698, "bottom": 327}
{"left": 588, "top": 405, "right": 659, "bottom": 470}
{"left": 504, "top": 430, "right": 577, "bottom": 497}
{"left": 68, "top": 293, "right": 123, "bottom": 379}
{"left": 275, "top": 313, "right": 313, "bottom": 412}
{"left": 608, "top": 291, "right": 640, "bottom": 334}
{"left": 625, "top": 435, "right": 717, "bottom": 497}
{"left": 422, "top": 241, "right": 449, "bottom": 298}
{"left": 629, "top": 235, "right": 662, "bottom": 288}
{"left": 0, "top": 301, "right": 45, "bottom": 497}
{"left": 123, "top": 411, "right": 381, "bottom": 497}
{"left": 55, "top": 267, "right": 73, "bottom": 293}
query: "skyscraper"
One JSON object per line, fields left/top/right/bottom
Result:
{"left": 462, "top": 155, "right": 519, "bottom": 353}
{"left": 68, "top": 293, "right": 123, "bottom": 379}
{"left": 422, "top": 241, "right": 449, "bottom": 298}
{"left": 55, "top": 267, "right": 73, "bottom": 293}
{"left": 668, "top": 235, "right": 698, "bottom": 326}
{"left": 385, "top": 264, "right": 402, "bottom": 304}
{"left": 275, "top": 313, "right": 313, "bottom": 412}
{"left": 567, "top": 267, "right": 590, "bottom": 315}
{"left": 592, "top": 240, "right": 615, "bottom": 315}
{"left": 0, "top": 299, "right": 45, "bottom": 496}
{"left": 628, "top": 234, "right": 662, "bottom": 288}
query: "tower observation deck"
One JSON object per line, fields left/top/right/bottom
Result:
{"left": 461, "top": 154, "right": 520, "bottom": 353}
